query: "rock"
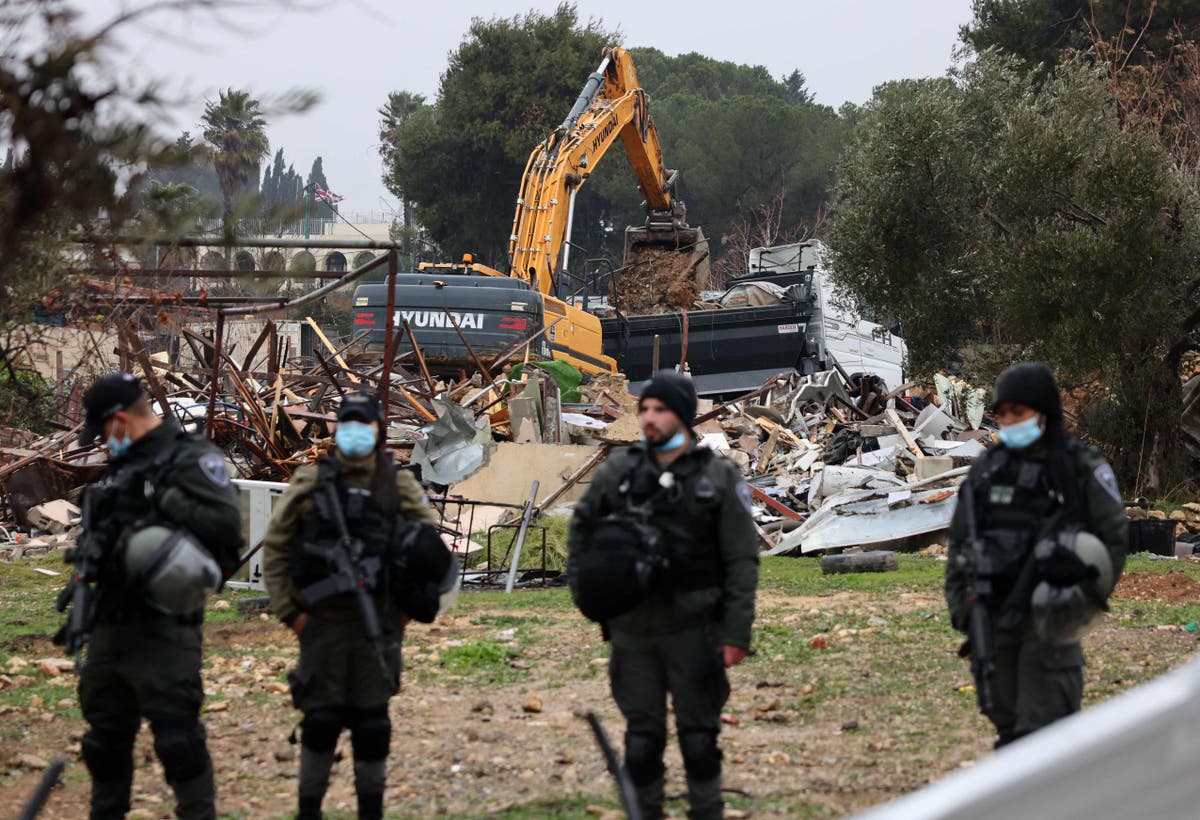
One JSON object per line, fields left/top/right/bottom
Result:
{"left": 36, "top": 658, "right": 74, "bottom": 676}
{"left": 868, "top": 616, "right": 888, "bottom": 628}
{"left": 15, "top": 753, "right": 49, "bottom": 769}
{"left": 211, "top": 600, "right": 231, "bottom": 611}
{"left": 521, "top": 694, "right": 543, "bottom": 714}
{"left": 1126, "top": 507, "right": 1149, "bottom": 521}
{"left": 720, "top": 714, "right": 740, "bottom": 726}
{"left": 471, "top": 700, "right": 494, "bottom": 715}
{"left": 273, "top": 747, "right": 296, "bottom": 762}
{"left": 809, "top": 635, "right": 828, "bottom": 650}
{"left": 841, "top": 720, "right": 860, "bottom": 732}
{"left": 205, "top": 700, "right": 231, "bottom": 713}
{"left": 264, "top": 682, "right": 289, "bottom": 695}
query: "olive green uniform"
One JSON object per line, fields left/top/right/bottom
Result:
{"left": 78, "top": 419, "right": 243, "bottom": 820}
{"left": 568, "top": 441, "right": 759, "bottom": 820}
{"left": 945, "top": 439, "right": 1127, "bottom": 745}
{"left": 262, "top": 452, "right": 435, "bottom": 818}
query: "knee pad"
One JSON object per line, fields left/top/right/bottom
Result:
{"left": 348, "top": 707, "right": 391, "bottom": 762}
{"left": 301, "top": 709, "right": 343, "bottom": 753}
{"left": 82, "top": 730, "right": 136, "bottom": 782}
{"left": 151, "top": 721, "right": 210, "bottom": 784}
{"left": 679, "top": 730, "right": 722, "bottom": 781}
{"left": 623, "top": 731, "right": 665, "bottom": 787}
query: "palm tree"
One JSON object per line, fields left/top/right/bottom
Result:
{"left": 200, "top": 88, "right": 269, "bottom": 233}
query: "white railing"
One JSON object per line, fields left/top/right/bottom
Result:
{"left": 854, "top": 655, "right": 1200, "bottom": 820}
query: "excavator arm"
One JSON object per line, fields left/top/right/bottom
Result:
{"left": 508, "top": 47, "right": 704, "bottom": 297}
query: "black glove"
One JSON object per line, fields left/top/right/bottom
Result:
{"left": 1038, "top": 544, "right": 1099, "bottom": 587}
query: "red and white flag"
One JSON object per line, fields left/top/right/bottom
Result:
{"left": 313, "top": 186, "right": 343, "bottom": 205}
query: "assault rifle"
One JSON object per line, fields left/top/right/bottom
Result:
{"left": 954, "top": 479, "right": 995, "bottom": 715}
{"left": 54, "top": 487, "right": 106, "bottom": 671}
{"left": 299, "top": 483, "right": 391, "bottom": 678}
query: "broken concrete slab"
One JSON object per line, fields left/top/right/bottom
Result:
{"left": 27, "top": 500, "right": 81, "bottom": 535}
{"left": 450, "top": 443, "right": 604, "bottom": 508}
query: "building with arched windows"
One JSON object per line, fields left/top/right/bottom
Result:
{"left": 188, "top": 217, "right": 394, "bottom": 273}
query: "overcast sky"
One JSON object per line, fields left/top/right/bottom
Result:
{"left": 86, "top": 0, "right": 974, "bottom": 219}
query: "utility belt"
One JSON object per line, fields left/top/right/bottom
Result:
{"left": 94, "top": 594, "right": 205, "bottom": 627}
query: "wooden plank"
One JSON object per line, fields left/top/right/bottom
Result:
{"left": 304, "top": 317, "right": 359, "bottom": 384}
{"left": 886, "top": 407, "right": 924, "bottom": 459}
{"left": 756, "top": 427, "right": 781, "bottom": 475}
{"left": 748, "top": 485, "right": 804, "bottom": 522}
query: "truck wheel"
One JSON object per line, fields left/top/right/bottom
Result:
{"left": 820, "top": 550, "right": 899, "bottom": 575}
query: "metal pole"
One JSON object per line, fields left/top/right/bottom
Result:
{"left": 505, "top": 480, "right": 540, "bottom": 594}
{"left": 559, "top": 186, "right": 579, "bottom": 293}
{"left": 304, "top": 186, "right": 310, "bottom": 239}
{"left": 207, "top": 311, "right": 225, "bottom": 441}
{"left": 381, "top": 249, "right": 397, "bottom": 429}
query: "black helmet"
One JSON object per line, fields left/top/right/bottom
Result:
{"left": 392, "top": 522, "right": 459, "bottom": 623}
{"left": 991, "top": 362, "right": 1062, "bottom": 418}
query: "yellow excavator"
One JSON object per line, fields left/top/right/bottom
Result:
{"left": 405, "top": 47, "right": 708, "bottom": 376}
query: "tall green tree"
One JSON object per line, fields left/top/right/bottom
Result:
{"left": 305, "top": 156, "right": 337, "bottom": 221}
{"left": 827, "top": 53, "right": 1198, "bottom": 493}
{"left": 380, "top": 4, "right": 619, "bottom": 265}
{"left": 200, "top": 87, "right": 269, "bottom": 231}
{"left": 379, "top": 8, "right": 847, "bottom": 272}
{"left": 961, "top": 0, "right": 1200, "bottom": 68}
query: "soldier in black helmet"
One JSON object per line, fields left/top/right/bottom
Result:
{"left": 61, "top": 373, "right": 243, "bottom": 819}
{"left": 567, "top": 370, "right": 759, "bottom": 820}
{"left": 945, "top": 362, "right": 1128, "bottom": 747}
{"left": 262, "top": 391, "right": 456, "bottom": 820}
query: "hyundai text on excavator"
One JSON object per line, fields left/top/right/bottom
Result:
{"left": 353, "top": 47, "right": 708, "bottom": 376}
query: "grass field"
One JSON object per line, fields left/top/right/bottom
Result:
{"left": 0, "top": 552, "right": 1197, "bottom": 818}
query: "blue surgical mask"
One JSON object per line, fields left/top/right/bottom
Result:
{"left": 998, "top": 416, "right": 1044, "bottom": 450}
{"left": 335, "top": 421, "right": 378, "bottom": 458}
{"left": 646, "top": 431, "right": 686, "bottom": 452}
{"left": 105, "top": 434, "right": 132, "bottom": 458}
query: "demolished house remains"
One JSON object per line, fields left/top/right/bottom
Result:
{"left": 3, "top": 240, "right": 1198, "bottom": 580}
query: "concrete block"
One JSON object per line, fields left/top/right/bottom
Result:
{"left": 914, "top": 456, "right": 955, "bottom": 481}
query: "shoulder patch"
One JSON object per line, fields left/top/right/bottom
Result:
{"left": 736, "top": 480, "right": 753, "bottom": 513}
{"left": 199, "top": 453, "right": 232, "bottom": 487}
{"left": 1092, "top": 463, "right": 1121, "bottom": 503}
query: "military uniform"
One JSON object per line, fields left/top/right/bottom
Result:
{"left": 77, "top": 416, "right": 243, "bottom": 820}
{"left": 569, "top": 439, "right": 759, "bottom": 820}
{"left": 263, "top": 448, "right": 436, "bottom": 820}
{"left": 946, "top": 424, "right": 1127, "bottom": 745}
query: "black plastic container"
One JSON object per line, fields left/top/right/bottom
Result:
{"left": 1128, "top": 518, "right": 1179, "bottom": 556}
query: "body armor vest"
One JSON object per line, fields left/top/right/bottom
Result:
{"left": 603, "top": 447, "right": 724, "bottom": 592}
{"left": 969, "top": 447, "right": 1068, "bottom": 602}
{"left": 290, "top": 458, "right": 397, "bottom": 591}
{"left": 91, "top": 432, "right": 189, "bottom": 618}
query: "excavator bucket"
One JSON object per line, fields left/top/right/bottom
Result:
{"left": 617, "top": 223, "right": 711, "bottom": 315}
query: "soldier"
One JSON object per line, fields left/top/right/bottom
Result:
{"left": 568, "top": 370, "right": 759, "bottom": 820}
{"left": 263, "top": 391, "right": 454, "bottom": 820}
{"left": 945, "top": 362, "right": 1128, "bottom": 747}
{"left": 63, "top": 373, "right": 243, "bottom": 819}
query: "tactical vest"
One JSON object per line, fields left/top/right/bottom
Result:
{"left": 289, "top": 457, "right": 398, "bottom": 591}
{"left": 90, "top": 431, "right": 189, "bottom": 618}
{"left": 602, "top": 446, "right": 724, "bottom": 592}
{"left": 969, "top": 446, "right": 1071, "bottom": 602}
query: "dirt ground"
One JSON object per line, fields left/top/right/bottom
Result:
{"left": 1112, "top": 567, "right": 1200, "bottom": 602}
{"left": 1, "top": 565, "right": 1197, "bottom": 819}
